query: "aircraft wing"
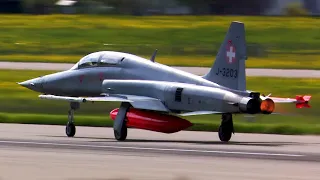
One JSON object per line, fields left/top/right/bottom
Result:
{"left": 178, "top": 111, "right": 224, "bottom": 116}
{"left": 39, "top": 94, "right": 132, "bottom": 103}
{"left": 261, "top": 94, "right": 311, "bottom": 108}
{"left": 39, "top": 94, "right": 169, "bottom": 112}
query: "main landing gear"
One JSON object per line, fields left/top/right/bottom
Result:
{"left": 63, "top": 101, "right": 233, "bottom": 142}
{"left": 65, "top": 102, "right": 80, "bottom": 137}
{"left": 113, "top": 102, "right": 130, "bottom": 141}
{"left": 218, "top": 113, "right": 234, "bottom": 142}
{"left": 64, "top": 101, "right": 130, "bottom": 140}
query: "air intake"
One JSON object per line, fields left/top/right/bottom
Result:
{"left": 175, "top": 88, "right": 183, "bottom": 102}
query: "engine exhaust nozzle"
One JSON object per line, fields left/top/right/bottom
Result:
{"left": 260, "top": 98, "right": 275, "bottom": 114}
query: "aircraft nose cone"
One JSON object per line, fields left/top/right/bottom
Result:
{"left": 18, "top": 77, "right": 43, "bottom": 92}
{"left": 18, "top": 81, "right": 34, "bottom": 88}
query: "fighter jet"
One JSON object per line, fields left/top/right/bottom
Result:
{"left": 19, "top": 21, "right": 311, "bottom": 142}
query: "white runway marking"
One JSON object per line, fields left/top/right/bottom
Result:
{"left": 1, "top": 61, "right": 320, "bottom": 77}
{"left": 0, "top": 140, "right": 304, "bottom": 157}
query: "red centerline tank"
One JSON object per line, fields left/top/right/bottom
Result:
{"left": 110, "top": 108, "right": 193, "bottom": 133}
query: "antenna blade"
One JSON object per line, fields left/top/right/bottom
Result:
{"left": 150, "top": 49, "right": 157, "bottom": 62}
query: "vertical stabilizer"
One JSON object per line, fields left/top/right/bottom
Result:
{"left": 203, "top": 21, "right": 247, "bottom": 91}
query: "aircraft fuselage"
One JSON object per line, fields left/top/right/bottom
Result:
{"left": 27, "top": 52, "right": 250, "bottom": 98}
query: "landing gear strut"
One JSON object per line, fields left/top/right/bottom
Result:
{"left": 66, "top": 102, "right": 80, "bottom": 137}
{"left": 113, "top": 102, "right": 130, "bottom": 141}
{"left": 218, "top": 113, "right": 234, "bottom": 142}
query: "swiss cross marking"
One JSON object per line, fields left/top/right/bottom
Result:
{"left": 226, "top": 44, "right": 236, "bottom": 64}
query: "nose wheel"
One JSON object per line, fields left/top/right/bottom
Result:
{"left": 65, "top": 102, "right": 79, "bottom": 137}
{"left": 66, "top": 121, "right": 76, "bottom": 137}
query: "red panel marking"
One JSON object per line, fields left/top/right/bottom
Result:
{"left": 79, "top": 75, "right": 84, "bottom": 83}
{"left": 99, "top": 73, "right": 103, "bottom": 81}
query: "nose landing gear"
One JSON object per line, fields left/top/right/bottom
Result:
{"left": 66, "top": 102, "right": 80, "bottom": 137}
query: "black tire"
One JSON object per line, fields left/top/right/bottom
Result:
{"left": 66, "top": 122, "right": 76, "bottom": 137}
{"left": 114, "top": 125, "right": 127, "bottom": 141}
{"left": 218, "top": 125, "right": 232, "bottom": 142}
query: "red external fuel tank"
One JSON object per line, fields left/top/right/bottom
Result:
{"left": 110, "top": 108, "right": 193, "bottom": 133}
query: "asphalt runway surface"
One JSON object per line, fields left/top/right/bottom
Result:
{"left": 1, "top": 61, "right": 320, "bottom": 78}
{"left": 0, "top": 123, "right": 320, "bottom": 180}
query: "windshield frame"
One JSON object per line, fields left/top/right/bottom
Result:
{"left": 70, "top": 51, "right": 124, "bottom": 70}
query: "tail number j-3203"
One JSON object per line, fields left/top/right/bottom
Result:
{"left": 215, "top": 68, "right": 238, "bottom": 78}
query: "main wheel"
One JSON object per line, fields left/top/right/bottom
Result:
{"left": 66, "top": 122, "right": 76, "bottom": 137}
{"left": 114, "top": 125, "right": 127, "bottom": 141}
{"left": 218, "top": 113, "right": 233, "bottom": 142}
{"left": 218, "top": 125, "right": 232, "bottom": 142}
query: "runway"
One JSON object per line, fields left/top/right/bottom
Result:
{"left": 0, "top": 123, "right": 320, "bottom": 180}
{"left": 1, "top": 61, "right": 320, "bottom": 78}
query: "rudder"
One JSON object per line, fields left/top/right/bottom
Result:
{"left": 203, "top": 21, "right": 247, "bottom": 91}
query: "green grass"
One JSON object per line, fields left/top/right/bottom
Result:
{"left": 0, "top": 69, "right": 320, "bottom": 134}
{"left": 0, "top": 15, "right": 319, "bottom": 69}
{"left": 1, "top": 112, "right": 320, "bottom": 135}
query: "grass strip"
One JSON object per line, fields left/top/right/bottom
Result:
{"left": 0, "top": 15, "right": 319, "bottom": 69}
{"left": 1, "top": 112, "right": 319, "bottom": 135}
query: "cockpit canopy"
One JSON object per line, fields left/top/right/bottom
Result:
{"left": 71, "top": 51, "right": 124, "bottom": 70}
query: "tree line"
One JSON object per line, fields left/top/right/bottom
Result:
{"left": 0, "top": 0, "right": 315, "bottom": 16}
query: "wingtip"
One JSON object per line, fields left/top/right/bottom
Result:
{"left": 231, "top": 21, "right": 244, "bottom": 24}
{"left": 296, "top": 95, "right": 312, "bottom": 102}
{"left": 295, "top": 95, "right": 312, "bottom": 108}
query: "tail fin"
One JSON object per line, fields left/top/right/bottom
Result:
{"left": 203, "top": 21, "right": 247, "bottom": 91}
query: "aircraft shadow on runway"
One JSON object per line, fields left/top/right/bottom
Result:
{"left": 45, "top": 135, "right": 305, "bottom": 147}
